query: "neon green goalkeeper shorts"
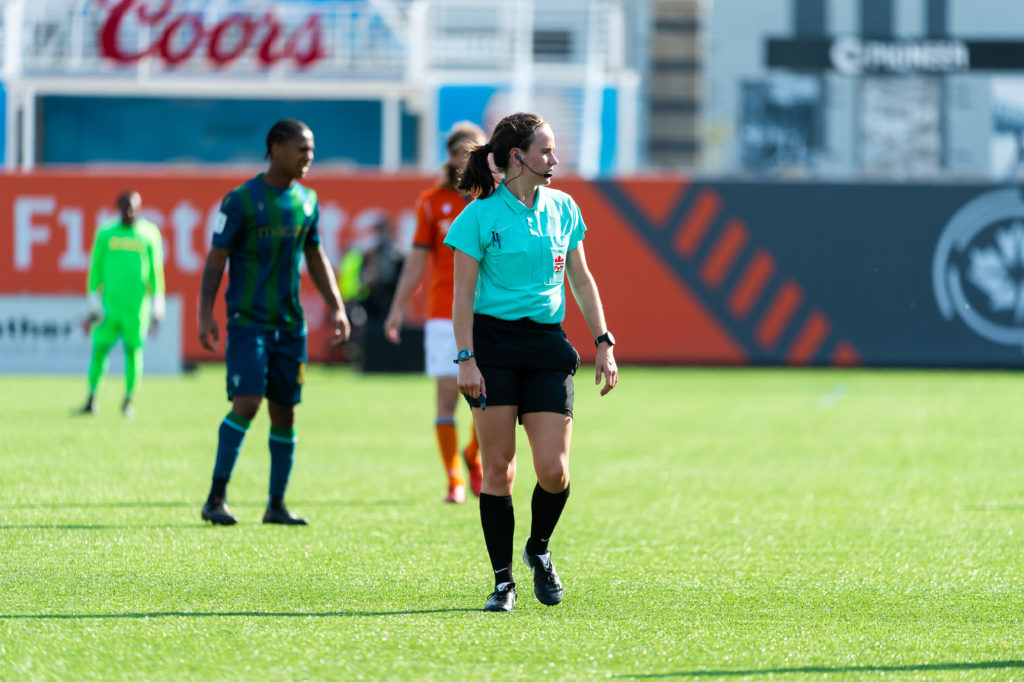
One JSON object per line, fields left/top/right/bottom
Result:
{"left": 92, "top": 311, "right": 149, "bottom": 350}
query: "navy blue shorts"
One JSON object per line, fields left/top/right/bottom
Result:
{"left": 225, "top": 326, "right": 307, "bottom": 406}
{"left": 464, "top": 314, "right": 580, "bottom": 419}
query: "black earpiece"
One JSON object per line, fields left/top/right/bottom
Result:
{"left": 513, "top": 151, "right": 552, "bottom": 178}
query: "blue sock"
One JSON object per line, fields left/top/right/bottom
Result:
{"left": 213, "top": 412, "right": 250, "bottom": 482}
{"left": 269, "top": 426, "right": 297, "bottom": 499}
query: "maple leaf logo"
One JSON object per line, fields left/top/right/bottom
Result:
{"left": 967, "top": 220, "right": 1024, "bottom": 322}
{"left": 934, "top": 188, "right": 1024, "bottom": 349}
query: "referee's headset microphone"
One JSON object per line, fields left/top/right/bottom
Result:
{"left": 514, "top": 152, "right": 552, "bottom": 178}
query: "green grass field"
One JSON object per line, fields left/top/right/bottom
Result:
{"left": 3, "top": 365, "right": 1024, "bottom": 680}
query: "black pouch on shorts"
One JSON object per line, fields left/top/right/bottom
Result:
{"left": 563, "top": 337, "right": 581, "bottom": 376}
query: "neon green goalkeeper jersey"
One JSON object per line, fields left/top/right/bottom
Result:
{"left": 87, "top": 219, "right": 166, "bottom": 317}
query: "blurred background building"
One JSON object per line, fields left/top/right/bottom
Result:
{"left": 4, "top": 0, "right": 1024, "bottom": 180}
{"left": 707, "top": 0, "right": 1024, "bottom": 181}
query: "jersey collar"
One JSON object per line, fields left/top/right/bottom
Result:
{"left": 496, "top": 180, "right": 543, "bottom": 214}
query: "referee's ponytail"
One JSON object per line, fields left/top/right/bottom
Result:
{"left": 458, "top": 112, "right": 546, "bottom": 199}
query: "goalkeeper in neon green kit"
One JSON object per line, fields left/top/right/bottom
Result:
{"left": 80, "top": 190, "right": 166, "bottom": 417}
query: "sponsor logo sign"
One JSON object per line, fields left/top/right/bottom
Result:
{"left": 0, "top": 295, "right": 182, "bottom": 374}
{"left": 767, "top": 37, "right": 1024, "bottom": 74}
{"left": 933, "top": 188, "right": 1024, "bottom": 349}
{"left": 98, "top": 0, "right": 326, "bottom": 69}
{"left": 829, "top": 37, "right": 969, "bottom": 75}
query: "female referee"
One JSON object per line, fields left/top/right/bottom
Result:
{"left": 443, "top": 112, "right": 618, "bottom": 612}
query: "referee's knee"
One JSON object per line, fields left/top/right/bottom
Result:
{"left": 482, "top": 460, "right": 514, "bottom": 492}
{"left": 536, "top": 464, "right": 569, "bottom": 493}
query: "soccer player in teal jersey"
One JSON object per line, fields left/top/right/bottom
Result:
{"left": 80, "top": 190, "right": 166, "bottom": 417}
{"left": 198, "top": 119, "right": 350, "bottom": 526}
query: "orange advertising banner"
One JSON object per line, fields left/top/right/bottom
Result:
{"left": 0, "top": 170, "right": 816, "bottom": 366}
{"left": 0, "top": 171, "right": 438, "bottom": 363}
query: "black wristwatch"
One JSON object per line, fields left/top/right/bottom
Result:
{"left": 594, "top": 331, "right": 615, "bottom": 348}
{"left": 454, "top": 349, "right": 475, "bottom": 364}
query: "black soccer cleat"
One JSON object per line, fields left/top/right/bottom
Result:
{"left": 523, "top": 545, "right": 563, "bottom": 606}
{"left": 79, "top": 396, "right": 97, "bottom": 415}
{"left": 483, "top": 582, "right": 517, "bottom": 612}
{"left": 201, "top": 499, "right": 238, "bottom": 525}
{"left": 262, "top": 506, "right": 308, "bottom": 525}
{"left": 121, "top": 398, "right": 134, "bottom": 419}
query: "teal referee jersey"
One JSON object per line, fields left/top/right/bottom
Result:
{"left": 444, "top": 181, "right": 586, "bottom": 324}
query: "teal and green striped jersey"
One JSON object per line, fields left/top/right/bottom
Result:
{"left": 87, "top": 218, "right": 165, "bottom": 317}
{"left": 212, "top": 173, "right": 322, "bottom": 333}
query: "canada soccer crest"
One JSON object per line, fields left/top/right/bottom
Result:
{"left": 553, "top": 254, "right": 565, "bottom": 274}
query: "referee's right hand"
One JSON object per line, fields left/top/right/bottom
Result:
{"left": 457, "top": 358, "right": 486, "bottom": 402}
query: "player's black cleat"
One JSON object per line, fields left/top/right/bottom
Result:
{"left": 523, "top": 546, "right": 563, "bottom": 605}
{"left": 79, "top": 396, "right": 97, "bottom": 415}
{"left": 262, "top": 506, "right": 308, "bottom": 525}
{"left": 121, "top": 398, "right": 134, "bottom": 418}
{"left": 483, "top": 582, "right": 517, "bottom": 612}
{"left": 201, "top": 499, "right": 237, "bottom": 525}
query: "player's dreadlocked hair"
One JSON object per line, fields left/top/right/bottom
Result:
{"left": 265, "top": 119, "right": 311, "bottom": 159}
{"left": 459, "top": 112, "right": 546, "bottom": 199}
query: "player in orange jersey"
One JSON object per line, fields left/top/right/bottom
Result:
{"left": 384, "top": 122, "right": 487, "bottom": 503}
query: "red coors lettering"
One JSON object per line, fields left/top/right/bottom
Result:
{"left": 98, "top": 0, "right": 326, "bottom": 69}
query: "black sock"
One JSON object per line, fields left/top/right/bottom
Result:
{"left": 208, "top": 477, "right": 228, "bottom": 504}
{"left": 268, "top": 494, "right": 284, "bottom": 510}
{"left": 493, "top": 568, "right": 512, "bottom": 588}
{"left": 479, "top": 493, "right": 515, "bottom": 585}
{"left": 527, "top": 483, "right": 570, "bottom": 556}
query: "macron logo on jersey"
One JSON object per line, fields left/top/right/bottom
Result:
{"left": 214, "top": 211, "right": 228, "bottom": 234}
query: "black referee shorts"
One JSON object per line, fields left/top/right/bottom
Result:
{"left": 464, "top": 314, "right": 581, "bottom": 419}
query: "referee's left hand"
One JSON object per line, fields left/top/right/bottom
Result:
{"left": 595, "top": 347, "right": 618, "bottom": 396}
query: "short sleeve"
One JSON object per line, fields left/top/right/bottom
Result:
{"left": 443, "top": 204, "right": 483, "bottom": 261}
{"left": 304, "top": 190, "right": 322, "bottom": 249}
{"left": 412, "top": 195, "right": 434, "bottom": 248}
{"left": 211, "top": 191, "right": 247, "bottom": 250}
{"left": 567, "top": 197, "right": 587, "bottom": 251}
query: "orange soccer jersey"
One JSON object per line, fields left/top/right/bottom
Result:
{"left": 413, "top": 185, "right": 471, "bottom": 320}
